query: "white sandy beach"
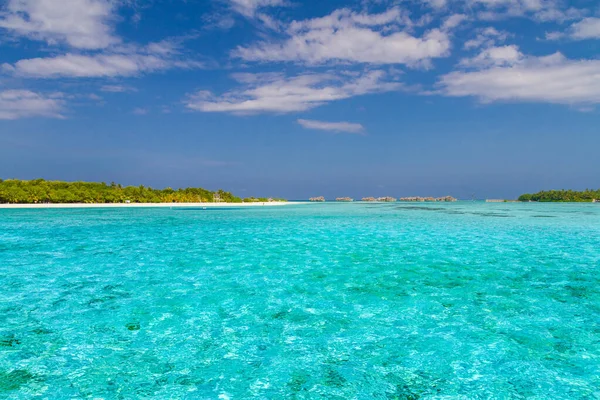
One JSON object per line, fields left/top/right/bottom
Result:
{"left": 0, "top": 202, "right": 295, "bottom": 209}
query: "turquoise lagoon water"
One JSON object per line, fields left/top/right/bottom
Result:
{"left": 1, "top": 202, "right": 599, "bottom": 399}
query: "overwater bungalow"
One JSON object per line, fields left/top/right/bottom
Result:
{"left": 400, "top": 196, "right": 457, "bottom": 202}
{"left": 309, "top": 196, "right": 326, "bottom": 202}
{"left": 436, "top": 196, "right": 458, "bottom": 202}
{"left": 377, "top": 197, "right": 397, "bottom": 202}
{"left": 362, "top": 197, "right": 377, "bottom": 202}
{"left": 336, "top": 197, "right": 354, "bottom": 202}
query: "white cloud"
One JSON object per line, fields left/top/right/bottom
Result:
{"left": 4, "top": 53, "right": 168, "bottom": 78}
{"left": 292, "top": 7, "right": 410, "bottom": 29}
{"left": 186, "top": 70, "right": 402, "bottom": 114}
{"left": 425, "top": 0, "right": 448, "bottom": 9}
{"left": 228, "top": 0, "right": 285, "bottom": 18}
{"left": 544, "top": 31, "right": 564, "bottom": 40}
{"left": 466, "top": 0, "right": 585, "bottom": 22}
{"left": 100, "top": 85, "right": 137, "bottom": 93}
{"left": 0, "top": 0, "right": 118, "bottom": 49}
{"left": 464, "top": 27, "right": 509, "bottom": 49}
{"left": 547, "top": 17, "right": 600, "bottom": 41}
{"left": 0, "top": 2, "right": 202, "bottom": 81}
{"left": 202, "top": 12, "right": 236, "bottom": 31}
{"left": 3, "top": 43, "right": 203, "bottom": 79}
{"left": 234, "top": 8, "right": 451, "bottom": 66}
{"left": 460, "top": 45, "right": 523, "bottom": 67}
{"left": 227, "top": 0, "right": 288, "bottom": 30}
{"left": 533, "top": 7, "right": 585, "bottom": 23}
{"left": 297, "top": 119, "right": 365, "bottom": 134}
{"left": 145, "top": 39, "right": 181, "bottom": 56}
{"left": 442, "top": 14, "right": 468, "bottom": 30}
{"left": 467, "top": 0, "right": 544, "bottom": 11}
{"left": 132, "top": 107, "right": 148, "bottom": 115}
{"left": 438, "top": 49, "right": 600, "bottom": 105}
{"left": 570, "top": 17, "right": 600, "bottom": 39}
{"left": 0, "top": 90, "right": 64, "bottom": 119}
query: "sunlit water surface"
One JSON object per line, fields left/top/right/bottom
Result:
{"left": 1, "top": 202, "right": 599, "bottom": 399}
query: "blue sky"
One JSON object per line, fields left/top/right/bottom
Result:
{"left": 0, "top": 0, "right": 599, "bottom": 199}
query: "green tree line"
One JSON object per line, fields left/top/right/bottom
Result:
{"left": 0, "top": 179, "right": 243, "bottom": 204}
{"left": 519, "top": 189, "right": 600, "bottom": 202}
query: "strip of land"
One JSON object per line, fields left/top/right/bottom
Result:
{"left": 519, "top": 189, "right": 600, "bottom": 202}
{"left": 0, "top": 202, "right": 293, "bottom": 209}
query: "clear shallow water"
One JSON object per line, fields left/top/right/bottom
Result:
{"left": 1, "top": 202, "right": 599, "bottom": 399}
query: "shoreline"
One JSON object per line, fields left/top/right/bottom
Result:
{"left": 0, "top": 202, "right": 296, "bottom": 209}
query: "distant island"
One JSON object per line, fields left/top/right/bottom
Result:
{"left": 519, "top": 189, "right": 600, "bottom": 202}
{"left": 0, "top": 179, "right": 284, "bottom": 204}
{"left": 310, "top": 196, "right": 457, "bottom": 202}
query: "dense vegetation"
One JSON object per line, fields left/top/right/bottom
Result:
{"left": 0, "top": 179, "right": 243, "bottom": 204}
{"left": 519, "top": 189, "right": 600, "bottom": 202}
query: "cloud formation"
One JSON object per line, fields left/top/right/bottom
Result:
{"left": 460, "top": 45, "right": 523, "bottom": 68}
{"left": 100, "top": 85, "right": 137, "bottom": 93}
{"left": 0, "top": 0, "right": 202, "bottom": 80}
{"left": 464, "top": 0, "right": 584, "bottom": 22}
{"left": 234, "top": 8, "right": 451, "bottom": 66}
{"left": 1, "top": 0, "right": 598, "bottom": 121}
{"left": 132, "top": 107, "right": 148, "bottom": 115}
{"left": 3, "top": 42, "right": 203, "bottom": 78}
{"left": 228, "top": 0, "right": 285, "bottom": 18}
{"left": 570, "top": 18, "right": 600, "bottom": 40}
{"left": 0, "top": 90, "right": 64, "bottom": 120}
{"left": 0, "top": 0, "right": 118, "bottom": 49}
{"left": 4, "top": 53, "right": 166, "bottom": 78}
{"left": 438, "top": 48, "right": 600, "bottom": 105}
{"left": 297, "top": 119, "right": 365, "bottom": 134}
{"left": 464, "top": 27, "right": 509, "bottom": 49}
{"left": 187, "top": 70, "right": 401, "bottom": 114}
{"left": 225, "top": 0, "right": 287, "bottom": 30}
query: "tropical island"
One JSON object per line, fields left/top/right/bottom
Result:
{"left": 518, "top": 189, "right": 600, "bottom": 202}
{"left": 0, "top": 179, "right": 285, "bottom": 204}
